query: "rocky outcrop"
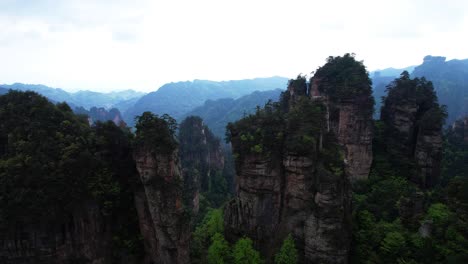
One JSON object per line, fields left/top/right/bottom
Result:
{"left": 225, "top": 141, "right": 351, "bottom": 264}
{"left": 134, "top": 188, "right": 160, "bottom": 264}
{"left": 380, "top": 72, "right": 444, "bottom": 188}
{"left": 224, "top": 55, "right": 376, "bottom": 263}
{"left": 309, "top": 54, "right": 374, "bottom": 182}
{"left": 450, "top": 117, "right": 468, "bottom": 143}
{"left": 134, "top": 148, "right": 192, "bottom": 264}
{"left": 225, "top": 88, "right": 352, "bottom": 263}
{"left": 0, "top": 202, "right": 113, "bottom": 264}
{"left": 283, "top": 153, "right": 350, "bottom": 264}
{"left": 179, "top": 116, "right": 224, "bottom": 193}
{"left": 329, "top": 100, "right": 373, "bottom": 181}
{"left": 413, "top": 126, "right": 443, "bottom": 187}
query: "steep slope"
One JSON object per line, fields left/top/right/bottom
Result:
{"left": 183, "top": 89, "right": 283, "bottom": 139}
{"left": 124, "top": 77, "right": 288, "bottom": 126}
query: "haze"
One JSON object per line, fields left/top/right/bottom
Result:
{"left": 1, "top": 0, "right": 467, "bottom": 92}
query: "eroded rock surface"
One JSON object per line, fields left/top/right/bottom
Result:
{"left": 134, "top": 149, "right": 192, "bottom": 264}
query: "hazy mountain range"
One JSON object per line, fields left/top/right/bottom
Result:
{"left": 182, "top": 89, "right": 283, "bottom": 139}
{"left": 0, "top": 87, "right": 8, "bottom": 95}
{"left": 0, "top": 83, "right": 145, "bottom": 112}
{"left": 123, "top": 76, "right": 288, "bottom": 125}
{"left": 372, "top": 56, "right": 468, "bottom": 124}
{"left": 1, "top": 56, "right": 467, "bottom": 131}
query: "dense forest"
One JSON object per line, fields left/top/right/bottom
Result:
{"left": 0, "top": 54, "right": 467, "bottom": 264}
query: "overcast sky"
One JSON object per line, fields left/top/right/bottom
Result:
{"left": 0, "top": 0, "right": 467, "bottom": 92}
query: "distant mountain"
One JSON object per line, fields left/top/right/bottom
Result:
{"left": 74, "top": 106, "right": 125, "bottom": 126}
{"left": 112, "top": 97, "right": 142, "bottom": 114}
{"left": 371, "top": 74, "right": 396, "bottom": 118}
{"left": 370, "top": 66, "right": 416, "bottom": 78}
{"left": 0, "top": 83, "right": 146, "bottom": 110}
{"left": 69, "top": 90, "right": 145, "bottom": 109}
{"left": 370, "top": 56, "right": 468, "bottom": 123}
{"left": 124, "top": 76, "right": 288, "bottom": 126}
{"left": 182, "top": 89, "right": 283, "bottom": 139}
{"left": 0, "top": 87, "right": 8, "bottom": 95}
{"left": 411, "top": 56, "right": 468, "bottom": 125}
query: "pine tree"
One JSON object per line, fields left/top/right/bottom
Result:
{"left": 232, "top": 237, "right": 263, "bottom": 264}
{"left": 275, "top": 234, "right": 298, "bottom": 264}
{"left": 207, "top": 233, "right": 230, "bottom": 264}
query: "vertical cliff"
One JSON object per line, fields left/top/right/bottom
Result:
{"left": 311, "top": 54, "right": 374, "bottom": 181}
{"left": 0, "top": 202, "right": 113, "bottom": 264}
{"left": 179, "top": 116, "right": 224, "bottom": 194}
{"left": 225, "top": 70, "right": 357, "bottom": 263}
{"left": 381, "top": 71, "right": 445, "bottom": 188}
{"left": 133, "top": 112, "right": 196, "bottom": 264}
{"left": 133, "top": 148, "right": 191, "bottom": 264}
{"left": 449, "top": 117, "right": 468, "bottom": 143}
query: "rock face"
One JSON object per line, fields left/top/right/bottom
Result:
{"left": 0, "top": 202, "right": 113, "bottom": 264}
{"left": 133, "top": 148, "right": 192, "bottom": 264}
{"left": 309, "top": 55, "right": 374, "bottom": 183}
{"left": 225, "top": 138, "right": 351, "bottom": 264}
{"left": 380, "top": 72, "right": 444, "bottom": 188}
{"left": 327, "top": 100, "right": 373, "bottom": 181}
{"left": 178, "top": 116, "right": 224, "bottom": 193}
{"left": 224, "top": 71, "right": 363, "bottom": 262}
{"left": 450, "top": 117, "right": 468, "bottom": 143}
{"left": 224, "top": 55, "right": 375, "bottom": 263}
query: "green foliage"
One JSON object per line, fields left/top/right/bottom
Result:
{"left": 179, "top": 116, "right": 231, "bottom": 209}
{"left": 208, "top": 233, "right": 231, "bottom": 264}
{"left": 275, "top": 234, "right": 298, "bottom": 264}
{"left": 313, "top": 53, "right": 374, "bottom": 113}
{"left": 380, "top": 231, "right": 406, "bottom": 257}
{"left": 232, "top": 237, "right": 263, "bottom": 264}
{"left": 226, "top": 100, "right": 285, "bottom": 161}
{"left": 0, "top": 91, "right": 93, "bottom": 222}
{"left": 426, "top": 203, "right": 453, "bottom": 227}
{"left": 411, "top": 56, "right": 468, "bottom": 125}
{"left": 352, "top": 116, "right": 468, "bottom": 263}
{"left": 226, "top": 78, "right": 342, "bottom": 175}
{"left": 382, "top": 71, "right": 446, "bottom": 131}
{"left": 191, "top": 209, "right": 225, "bottom": 263}
{"left": 0, "top": 91, "right": 144, "bottom": 260}
{"left": 134, "top": 112, "right": 177, "bottom": 154}
{"left": 287, "top": 75, "right": 307, "bottom": 96}
{"left": 284, "top": 98, "right": 325, "bottom": 155}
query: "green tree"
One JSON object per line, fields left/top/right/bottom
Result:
{"left": 275, "top": 234, "right": 298, "bottom": 264}
{"left": 232, "top": 237, "right": 263, "bottom": 264}
{"left": 134, "top": 111, "right": 177, "bottom": 154}
{"left": 380, "top": 231, "right": 406, "bottom": 258}
{"left": 191, "top": 209, "right": 225, "bottom": 262}
{"left": 207, "top": 233, "right": 231, "bottom": 264}
{"left": 426, "top": 203, "right": 452, "bottom": 227}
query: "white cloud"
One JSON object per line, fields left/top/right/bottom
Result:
{"left": 0, "top": 0, "right": 467, "bottom": 92}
